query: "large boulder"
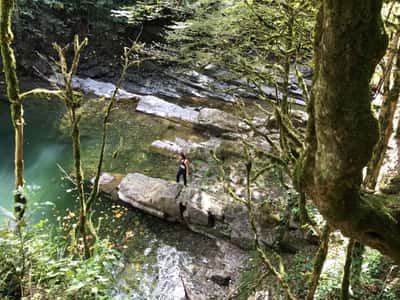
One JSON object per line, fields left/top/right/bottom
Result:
{"left": 118, "top": 173, "right": 183, "bottom": 221}
{"left": 98, "top": 172, "right": 304, "bottom": 251}
{"left": 179, "top": 188, "right": 225, "bottom": 227}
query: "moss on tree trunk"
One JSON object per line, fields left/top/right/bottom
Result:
{"left": 297, "top": 0, "right": 400, "bottom": 263}
{"left": 0, "top": 0, "right": 26, "bottom": 219}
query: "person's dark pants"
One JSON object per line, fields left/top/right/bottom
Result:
{"left": 176, "top": 168, "right": 187, "bottom": 186}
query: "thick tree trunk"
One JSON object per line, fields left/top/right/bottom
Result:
{"left": 297, "top": 0, "right": 400, "bottom": 263}
{"left": 364, "top": 32, "right": 400, "bottom": 190}
{"left": 0, "top": 0, "right": 26, "bottom": 219}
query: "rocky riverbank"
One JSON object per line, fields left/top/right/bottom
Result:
{"left": 97, "top": 172, "right": 309, "bottom": 253}
{"left": 49, "top": 66, "right": 311, "bottom": 299}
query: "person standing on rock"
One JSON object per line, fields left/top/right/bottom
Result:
{"left": 176, "top": 152, "right": 189, "bottom": 186}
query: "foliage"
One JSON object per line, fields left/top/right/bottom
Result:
{"left": 15, "top": 0, "right": 188, "bottom": 32}
{"left": 0, "top": 215, "right": 122, "bottom": 300}
{"left": 111, "top": 0, "right": 192, "bottom": 25}
{"left": 12, "top": 0, "right": 188, "bottom": 74}
{"left": 166, "top": 0, "right": 316, "bottom": 87}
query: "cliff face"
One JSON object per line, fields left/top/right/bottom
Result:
{"left": 5, "top": 2, "right": 178, "bottom": 77}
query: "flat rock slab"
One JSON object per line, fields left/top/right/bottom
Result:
{"left": 150, "top": 137, "right": 221, "bottom": 157}
{"left": 136, "top": 95, "right": 199, "bottom": 123}
{"left": 136, "top": 96, "right": 245, "bottom": 135}
{"left": 50, "top": 74, "right": 140, "bottom": 99}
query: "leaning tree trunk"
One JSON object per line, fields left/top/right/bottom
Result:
{"left": 297, "top": 0, "right": 400, "bottom": 263}
{"left": 0, "top": 0, "right": 26, "bottom": 220}
{"left": 306, "top": 224, "right": 331, "bottom": 300}
{"left": 364, "top": 32, "right": 400, "bottom": 190}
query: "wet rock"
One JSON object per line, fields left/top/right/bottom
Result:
{"left": 136, "top": 95, "right": 199, "bottom": 123}
{"left": 50, "top": 74, "right": 140, "bottom": 99}
{"left": 150, "top": 246, "right": 188, "bottom": 300}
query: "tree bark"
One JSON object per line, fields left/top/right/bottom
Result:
{"left": 71, "top": 110, "right": 90, "bottom": 258}
{"left": 364, "top": 32, "right": 400, "bottom": 190}
{"left": 297, "top": 0, "right": 400, "bottom": 263}
{"left": 0, "top": 0, "right": 26, "bottom": 219}
{"left": 341, "top": 239, "right": 355, "bottom": 300}
{"left": 306, "top": 224, "right": 331, "bottom": 300}
{"left": 351, "top": 241, "right": 365, "bottom": 288}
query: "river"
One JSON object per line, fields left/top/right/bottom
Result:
{"left": 0, "top": 97, "right": 74, "bottom": 221}
{"left": 0, "top": 85, "right": 247, "bottom": 299}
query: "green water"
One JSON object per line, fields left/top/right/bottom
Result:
{"left": 0, "top": 86, "right": 218, "bottom": 238}
{"left": 0, "top": 98, "right": 75, "bottom": 222}
{"left": 0, "top": 92, "right": 205, "bottom": 222}
{"left": 0, "top": 92, "right": 225, "bottom": 297}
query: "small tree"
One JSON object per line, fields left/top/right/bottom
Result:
{"left": 0, "top": 0, "right": 26, "bottom": 220}
{"left": 50, "top": 36, "right": 143, "bottom": 257}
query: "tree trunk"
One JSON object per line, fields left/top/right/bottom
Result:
{"left": 281, "top": 7, "right": 294, "bottom": 115}
{"left": 364, "top": 32, "right": 400, "bottom": 190}
{"left": 0, "top": 0, "right": 26, "bottom": 220}
{"left": 71, "top": 109, "right": 90, "bottom": 258}
{"left": 351, "top": 241, "right": 365, "bottom": 287}
{"left": 341, "top": 239, "right": 355, "bottom": 300}
{"left": 306, "top": 224, "right": 331, "bottom": 300}
{"left": 297, "top": 0, "right": 400, "bottom": 263}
